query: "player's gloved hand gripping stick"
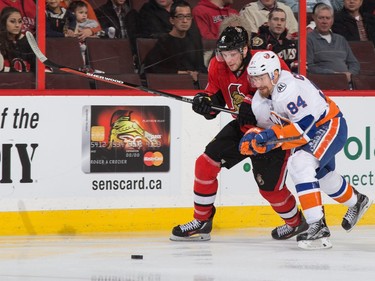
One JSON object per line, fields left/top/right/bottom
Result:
{"left": 26, "top": 31, "right": 237, "bottom": 115}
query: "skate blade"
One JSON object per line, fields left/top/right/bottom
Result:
{"left": 346, "top": 199, "right": 373, "bottom": 233}
{"left": 169, "top": 233, "right": 211, "bottom": 242}
{"left": 297, "top": 237, "right": 332, "bottom": 250}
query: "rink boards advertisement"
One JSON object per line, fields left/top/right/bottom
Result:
{"left": 0, "top": 95, "right": 374, "bottom": 213}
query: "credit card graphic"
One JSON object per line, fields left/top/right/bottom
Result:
{"left": 82, "top": 105, "right": 170, "bottom": 173}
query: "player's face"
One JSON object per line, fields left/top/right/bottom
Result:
{"left": 220, "top": 48, "right": 246, "bottom": 72}
{"left": 269, "top": 11, "right": 286, "bottom": 35}
{"left": 6, "top": 12, "right": 23, "bottom": 36}
{"left": 170, "top": 6, "right": 192, "bottom": 32}
{"left": 314, "top": 9, "right": 333, "bottom": 35}
{"left": 75, "top": 6, "right": 88, "bottom": 23}
{"left": 249, "top": 73, "right": 273, "bottom": 98}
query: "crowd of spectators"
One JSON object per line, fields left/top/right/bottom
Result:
{"left": 0, "top": 0, "right": 374, "bottom": 89}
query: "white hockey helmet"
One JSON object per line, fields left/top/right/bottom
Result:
{"left": 247, "top": 51, "right": 281, "bottom": 81}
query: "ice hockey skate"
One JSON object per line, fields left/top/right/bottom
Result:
{"left": 272, "top": 212, "right": 308, "bottom": 240}
{"left": 170, "top": 207, "right": 215, "bottom": 241}
{"left": 342, "top": 190, "right": 372, "bottom": 232}
{"left": 296, "top": 217, "right": 332, "bottom": 250}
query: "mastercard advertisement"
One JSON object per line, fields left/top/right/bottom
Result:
{"left": 82, "top": 105, "right": 170, "bottom": 173}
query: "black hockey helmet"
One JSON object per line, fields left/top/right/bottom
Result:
{"left": 216, "top": 26, "right": 249, "bottom": 52}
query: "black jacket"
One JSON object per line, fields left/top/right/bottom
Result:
{"left": 251, "top": 25, "right": 298, "bottom": 72}
{"left": 143, "top": 33, "right": 206, "bottom": 74}
{"left": 332, "top": 8, "right": 375, "bottom": 46}
{"left": 95, "top": 0, "right": 141, "bottom": 53}
{"left": 139, "top": 0, "right": 174, "bottom": 38}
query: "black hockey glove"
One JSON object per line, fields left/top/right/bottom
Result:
{"left": 192, "top": 92, "right": 213, "bottom": 115}
{"left": 237, "top": 97, "right": 256, "bottom": 127}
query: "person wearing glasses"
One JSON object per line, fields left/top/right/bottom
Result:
{"left": 143, "top": 1, "right": 206, "bottom": 81}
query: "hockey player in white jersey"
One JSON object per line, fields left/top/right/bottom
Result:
{"left": 239, "top": 50, "right": 372, "bottom": 250}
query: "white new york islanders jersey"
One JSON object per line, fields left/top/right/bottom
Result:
{"left": 252, "top": 91, "right": 274, "bottom": 129}
{"left": 269, "top": 70, "right": 329, "bottom": 125}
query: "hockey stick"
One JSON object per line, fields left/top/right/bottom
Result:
{"left": 26, "top": 32, "right": 237, "bottom": 115}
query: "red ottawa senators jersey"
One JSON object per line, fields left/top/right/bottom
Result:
{"left": 205, "top": 50, "right": 290, "bottom": 115}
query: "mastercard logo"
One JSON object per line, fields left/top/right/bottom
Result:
{"left": 143, "top": 151, "right": 164, "bottom": 167}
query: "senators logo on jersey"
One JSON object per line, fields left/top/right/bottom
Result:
{"left": 228, "top": 83, "right": 245, "bottom": 112}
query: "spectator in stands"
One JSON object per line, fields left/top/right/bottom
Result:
{"left": 69, "top": 1, "right": 100, "bottom": 64}
{"left": 239, "top": 0, "right": 298, "bottom": 37}
{"left": 143, "top": 1, "right": 206, "bottom": 84}
{"left": 278, "top": 0, "right": 343, "bottom": 13}
{"left": 70, "top": 1, "right": 99, "bottom": 35}
{"left": 0, "top": 0, "right": 36, "bottom": 34}
{"left": 192, "top": 0, "right": 238, "bottom": 40}
{"left": 139, "top": 0, "right": 174, "bottom": 38}
{"left": 251, "top": 7, "right": 298, "bottom": 72}
{"left": 332, "top": 0, "right": 375, "bottom": 46}
{"left": 95, "top": 0, "right": 141, "bottom": 54}
{"left": 0, "top": 6, "right": 35, "bottom": 72}
{"left": 60, "top": 0, "right": 102, "bottom": 41}
{"left": 139, "top": 0, "right": 203, "bottom": 59}
{"left": 46, "top": 0, "right": 76, "bottom": 37}
{"left": 307, "top": 3, "right": 359, "bottom": 83}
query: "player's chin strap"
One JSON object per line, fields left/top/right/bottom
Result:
{"left": 25, "top": 32, "right": 238, "bottom": 116}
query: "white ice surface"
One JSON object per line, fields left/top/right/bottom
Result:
{"left": 0, "top": 226, "right": 374, "bottom": 281}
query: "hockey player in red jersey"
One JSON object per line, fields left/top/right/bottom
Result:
{"left": 170, "top": 26, "right": 308, "bottom": 241}
{"left": 240, "top": 50, "right": 372, "bottom": 249}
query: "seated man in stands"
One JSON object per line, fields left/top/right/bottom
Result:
{"left": 251, "top": 7, "right": 298, "bottom": 72}
{"left": 240, "top": 0, "right": 298, "bottom": 37}
{"left": 192, "top": 0, "right": 238, "bottom": 40}
{"left": 95, "top": 0, "right": 141, "bottom": 57}
{"left": 307, "top": 3, "right": 360, "bottom": 83}
{"left": 332, "top": 0, "right": 375, "bottom": 46}
{"left": 143, "top": 1, "right": 206, "bottom": 83}
{"left": 139, "top": 0, "right": 174, "bottom": 38}
{"left": 139, "top": 0, "right": 202, "bottom": 49}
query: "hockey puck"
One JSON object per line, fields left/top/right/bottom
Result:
{"left": 131, "top": 255, "right": 143, "bottom": 260}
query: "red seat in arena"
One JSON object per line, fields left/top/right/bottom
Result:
{"left": 348, "top": 41, "right": 375, "bottom": 75}
{"left": 0, "top": 73, "right": 35, "bottom": 89}
{"left": 46, "top": 37, "right": 84, "bottom": 69}
{"left": 352, "top": 75, "right": 375, "bottom": 90}
{"left": 86, "top": 38, "right": 135, "bottom": 74}
{"left": 307, "top": 73, "right": 350, "bottom": 90}
{"left": 146, "top": 73, "right": 199, "bottom": 89}
{"left": 46, "top": 73, "right": 91, "bottom": 89}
